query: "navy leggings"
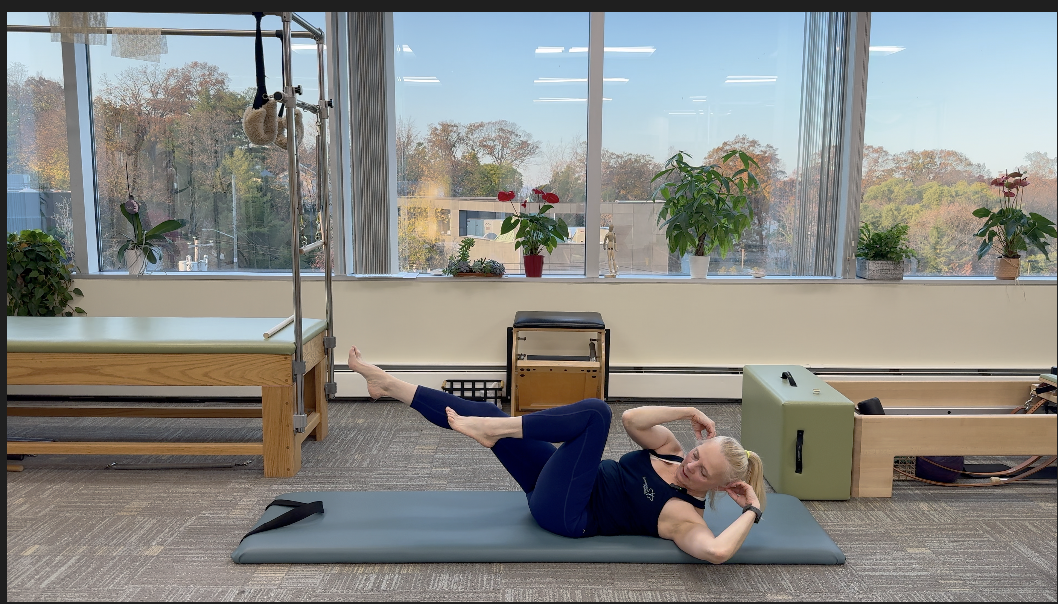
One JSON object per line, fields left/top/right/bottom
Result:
{"left": 410, "top": 386, "right": 611, "bottom": 537}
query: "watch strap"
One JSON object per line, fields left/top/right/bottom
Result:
{"left": 742, "top": 504, "right": 762, "bottom": 524}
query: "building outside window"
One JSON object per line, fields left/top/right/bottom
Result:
{"left": 394, "top": 12, "right": 589, "bottom": 275}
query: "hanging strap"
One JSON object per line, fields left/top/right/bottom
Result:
{"left": 239, "top": 498, "right": 324, "bottom": 543}
{"left": 251, "top": 12, "right": 268, "bottom": 109}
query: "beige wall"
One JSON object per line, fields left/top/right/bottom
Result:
{"left": 71, "top": 277, "right": 1057, "bottom": 371}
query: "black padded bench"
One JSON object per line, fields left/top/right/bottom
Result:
{"left": 506, "top": 311, "right": 609, "bottom": 416}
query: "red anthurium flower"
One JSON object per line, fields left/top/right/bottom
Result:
{"left": 1003, "top": 190, "right": 1017, "bottom": 197}
{"left": 1007, "top": 171, "right": 1022, "bottom": 178}
{"left": 497, "top": 191, "right": 516, "bottom": 202}
{"left": 521, "top": 201, "right": 527, "bottom": 209}
{"left": 531, "top": 188, "right": 543, "bottom": 195}
{"left": 989, "top": 177, "right": 1003, "bottom": 187}
{"left": 542, "top": 192, "right": 560, "bottom": 204}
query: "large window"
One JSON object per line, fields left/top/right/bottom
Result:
{"left": 601, "top": 13, "right": 805, "bottom": 276}
{"left": 84, "top": 12, "right": 326, "bottom": 273}
{"left": 863, "top": 12, "right": 1057, "bottom": 276}
{"left": 7, "top": 23, "right": 76, "bottom": 265}
{"left": 394, "top": 12, "right": 589, "bottom": 275}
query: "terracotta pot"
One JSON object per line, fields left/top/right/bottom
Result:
{"left": 994, "top": 256, "right": 1020, "bottom": 280}
{"left": 523, "top": 254, "right": 544, "bottom": 278}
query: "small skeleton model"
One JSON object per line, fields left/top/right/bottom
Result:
{"left": 604, "top": 225, "right": 617, "bottom": 277}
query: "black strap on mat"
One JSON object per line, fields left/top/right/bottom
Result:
{"left": 240, "top": 498, "right": 324, "bottom": 543}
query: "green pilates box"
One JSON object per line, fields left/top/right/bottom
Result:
{"left": 741, "top": 365, "right": 854, "bottom": 500}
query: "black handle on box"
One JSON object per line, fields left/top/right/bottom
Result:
{"left": 795, "top": 429, "right": 804, "bottom": 473}
{"left": 781, "top": 371, "right": 798, "bottom": 387}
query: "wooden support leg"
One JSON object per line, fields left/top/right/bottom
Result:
{"left": 305, "top": 357, "right": 328, "bottom": 441}
{"left": 262, "top": 385, "right": 300, "bottom": 477}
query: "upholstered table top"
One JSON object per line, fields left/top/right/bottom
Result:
{"left": 7, "top": 316, "right": 328, "bottom": 354}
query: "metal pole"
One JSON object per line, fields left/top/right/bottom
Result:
{"left": 232, "top": 173, "right": 238, "bottom": 270}
{"left": 282, "top": 12, "right": 307, "bottom": 432}
{"left": 317, "top": 36, "right": 336, "bottom": 399}
{"left": 6, "top": 24, "right": 316, "bottom": 38}
{"left": 291, "top": 12, "right": 323, "bottom": 41}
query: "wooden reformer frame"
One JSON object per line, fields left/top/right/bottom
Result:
{"left": 825, "top": 379, "right": 1057, "bottom": 497}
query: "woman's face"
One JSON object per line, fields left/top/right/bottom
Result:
{"left": 678, "top": 439, "right": 731, "bottom": 492}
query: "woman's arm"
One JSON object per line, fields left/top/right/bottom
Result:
{"left": 621, "top": 406, "right": 717, "bottom": 454}
{"left": 658, "top": 496, "right": 757, "bottom": 564}
{"left": 667, "top": 510, "right": 756, "bottom": 564}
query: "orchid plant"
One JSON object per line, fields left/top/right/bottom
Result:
{"left": 498, "top": 188, "right": 570, "bottom": 256}
{"left": 972, "top": 171, "right": 1056, "bottom": 260}
{"left": 116, "top": 193, "right": 187, "bottom": 268}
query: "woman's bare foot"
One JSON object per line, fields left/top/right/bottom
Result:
{"left": 446, "top": 407, "right": 503, "bottom": 448}
{"left": 347, "top": 346, "right": 390, "bottom": 400}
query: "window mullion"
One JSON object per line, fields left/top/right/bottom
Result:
{"left": 585, "top": 12, "right": 604, "bottom": 278}
{"left": 62, "top": 41, "right": 99, "bottom": 274}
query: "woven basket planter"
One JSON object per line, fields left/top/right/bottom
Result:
{"left": 994, "top": 257, "right": 1020, "bottom": 280}
{"left": 856, "top": 258, "right": 904, "bottom": 280}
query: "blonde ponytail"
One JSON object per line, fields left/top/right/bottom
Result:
{"left": 745, "top": 450, "right": 767, "bottom": 511}
{"left": 705, "top": 436, "right": 767, "bottom": 511}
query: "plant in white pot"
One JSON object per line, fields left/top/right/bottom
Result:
{"left": 856, "top": 222, "right": 916, "bottom": 280}
{"left": 116, "top": 194, "right": 187, "bottom": 275}
{"left": 650, "top": 150, "right": 759, "bottom": 279}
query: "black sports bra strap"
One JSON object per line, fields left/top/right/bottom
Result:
{"left": 647, "top": 449, "right": 684, "bottom": 463}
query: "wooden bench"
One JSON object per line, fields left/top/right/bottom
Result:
{"left": 826, "top": 378, "right": 1057, "bottom": 497}
{"left": 7, "top": 316, "right": 329, "bottom": 477}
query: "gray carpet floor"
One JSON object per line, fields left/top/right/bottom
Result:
{"left": 7, "top": 399, "right": 1057, "bottom": 602}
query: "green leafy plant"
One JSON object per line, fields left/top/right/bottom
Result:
{"left": 498, "top": 188, "right": 570, "bottom": 256}
{"left": 116, "top": 192, "right": 187, "bottom": 269}
{"left": 7, "top": 229, "right": 86, "bottom": 317}
{"left": 441, "top": 237, "right": 506, "bottom": 276}
{"left": 857, "top": 222, "right": 916, "bottom": 262}
{"left": 972, "top": 171, "right": 1057, "bottom": 260}
{"left": 650, "top": 150, "right": 760, "bottom": 258}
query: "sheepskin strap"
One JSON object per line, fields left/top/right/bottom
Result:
{"left": 243, "top": 12, "right": 278, "bottom": 146}
{"left": 275, "top": 108, "right": 304, "bottom": 150}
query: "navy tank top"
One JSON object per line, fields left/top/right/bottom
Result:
{"left": 586, "top": 449, "right": 706, "bottom": 537}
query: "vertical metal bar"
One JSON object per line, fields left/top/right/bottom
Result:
{"left": 62, "top": 42, "right": 99, "bottom": 273}
{"left": 283, "top": 12, "right": 307, "bottom": 431}
{"left": 585, "top": 12, "right": 604, "bottom": 278}
{"left": 232, "top": 173, "right": 238, "bottom": 270}
{"left": 317, "top": 35, "right": 336, "bottom": 396}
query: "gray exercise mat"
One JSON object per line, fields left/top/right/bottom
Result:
{"left": 231, "top": 491, "right": 844, "bottom": 564}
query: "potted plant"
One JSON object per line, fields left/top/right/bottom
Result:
{"left": 498, "top": 188, "right": 569, "bottom": 278}
{"left": 116, "top": 192, "right": 187, "bottom": 275}
{"left": 441, "top": 237, "right": 506, "bottom": 278}
{"left": 972, "top": 171, "right": 1057, "bottom": 280}
{"left": 650, "top": 150, "right": 760, "bottom": 279}
{"left": 856, "top": 222, "right": 916, "bottom": 280}
{"left": 7, "top": 229, "right": 86, "bottom": 316}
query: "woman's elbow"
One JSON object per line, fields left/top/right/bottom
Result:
{"left": 698, "top": 544, "right": 734, "bottom": 565}
{"left": 621, "top": 409, "right": 636, "bottom": 429}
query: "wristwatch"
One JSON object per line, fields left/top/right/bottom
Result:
{"left": 741, "top": 504, "right": 762, "bottom": 524}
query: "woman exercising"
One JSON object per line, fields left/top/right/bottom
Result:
{"left": 348, "top": 345, "right": 766, "bottom": 564}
